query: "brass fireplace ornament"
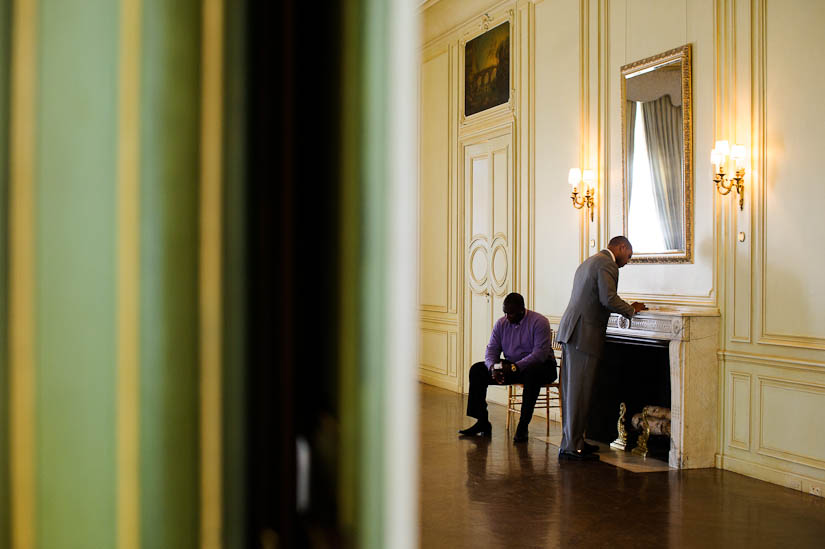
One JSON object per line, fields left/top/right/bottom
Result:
{"left": 610, "top": 402, "right": 628, "bottom": 451}
{"left": 631, "top": 408, "right": 650, "bottom": 458}
{"left": 628, "top": 405, "right": 672, "bottom": 458}
{"left": 568, "top": 168, "right": 596, "bottom": 222}
{"left": 711, "top": 140, "right": 746, "bottom": 210}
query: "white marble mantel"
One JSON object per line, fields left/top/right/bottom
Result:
{"left": 606, "top": 307, "right": 720, "bottom": 469}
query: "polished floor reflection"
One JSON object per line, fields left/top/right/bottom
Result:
{"left": 419, "top": 384, "right": 825, "bottom": 548}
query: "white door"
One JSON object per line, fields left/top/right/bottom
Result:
{"left": 463, "top": 132, "right": 514, "bottom": 400}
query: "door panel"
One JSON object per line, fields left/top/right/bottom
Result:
{"left": 464, "top": 133, "right": 513, "bottom": 397}
{"left": 471, "top": 156, "right": 490, "bottom": 237}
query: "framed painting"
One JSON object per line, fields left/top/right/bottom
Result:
{"left": 464, "top": 21, "right": 510, "bottom": 117}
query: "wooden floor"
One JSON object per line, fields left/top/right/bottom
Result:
{"left": 419, "top": 384, "right": 825, "bottom": 548}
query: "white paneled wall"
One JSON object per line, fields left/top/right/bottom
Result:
{"left": 419, "top": 0, "right": 825, "bottom": 497}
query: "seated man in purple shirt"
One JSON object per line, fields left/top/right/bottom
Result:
{"left": 458, "top": 292, "right": 558, "bottom": 443}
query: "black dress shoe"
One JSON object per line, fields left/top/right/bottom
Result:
{"left": 512, "top": 431, "right": 528, "bottom": 443}
{"left": 558, "top": 449, "right": 599, "bottom": 461}
{"left": 513, "top": 422, "right": 529, "bottom": 443}
{"left": 582, "top": 441, "right": 600, "bottom": 454}
{"left": 458, "top": 420, "right": 492, "bottom": 437}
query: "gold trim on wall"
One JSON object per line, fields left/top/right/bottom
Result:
{"left": 199, "top": 0, "right": 224, "bottom": 546}
{"left": 116, "top": 0, "right": 142, "bottom": 547}
{"left": 9, "top": 0, "right": 38, "bottom": 546}
{"left": 578, "top": 0, "right": 588, "bottom": 263}
{"left": 620, "top": 44, "right": 694, "bottom": 264}
{"left": 729, "top": 372, "right": 751, "bottom": 450}
{"left": 595, "top": 0, "right": 608, "bottom": 252}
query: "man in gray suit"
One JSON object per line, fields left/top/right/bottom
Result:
{"left": 557, "top": 236, "right": 647, "bottom": 461}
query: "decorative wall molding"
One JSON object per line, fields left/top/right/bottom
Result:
{"left": 419, "top": 371, "right": 461, "bottom": 393}
{"left": 619, "top": 289, "right": 717, "bottom": 309}
{"left": 757, "top": 376, "right": 825, "bottom": 470}
{"left": 757, "top": 334, "right": 825, "bottom": 353}
{"left": 418, "top": 36, "right": 461, "bottom": 392}
{"left": 754, "top": 0, "right": 825, "bottom": 351}
{"left": 577, "top": 0, "right": 589, "bottom": 263}
{"left": 420, "top": 0, "right": 515, "bottom": 52}
{"left": 420, "top": 309, "right": 459, "bottom": 322}
{"left": 720, "top": 453, "right": 825, "bottom": 498}
{"left": 515, "top": 0, "right": 535, "bottom": 308}
{"left": 728, "top": 0, "right": 755, "bottom": 344}
{"left": 729, "top": 372, "right": 751, "bottom": 450}
{"left": 720, "top": 350, "right": 825, "bottom": 373}
{"left": 419, "top": 46, "right": 455, "bottom": 314}
{"left": 543, "top": 314, "right": 562, "bottom": 328}
{"left": 420, "top": 328, "right": 451, "bottom": 376}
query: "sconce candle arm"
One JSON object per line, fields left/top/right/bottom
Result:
{"left": 712, "top": 145, "right": 746, "bottom": 210}
{"left": 570, "top": 186, "right": 595, "bottom": 221}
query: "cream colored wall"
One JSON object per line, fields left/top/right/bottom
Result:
{"left": 533, "top": 0, "right": 582, "bottom": 320}
{"left": 419, "top": 0, "right": 825, "bottom": 497}
{"left": 718, "top": 0, "right": 825, "bottom": 497}
{"left": 607, "top": 0, "right": 716, "bottom": 306}
{"left": 419, "top": 41, "right": 461, "bottom": 392}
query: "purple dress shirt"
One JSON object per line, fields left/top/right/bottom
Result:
{"left": 484, "top": 309, "right": 552, "bottom": 371}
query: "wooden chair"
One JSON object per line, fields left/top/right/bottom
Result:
{"left": 506, "top": 328, "right": 564, "bottom": 438}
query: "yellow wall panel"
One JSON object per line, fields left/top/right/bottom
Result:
{"left": 730, "top": 373, "right": 751, "bottom": 449}
{"left": 533, "top": 0, "right": 581, "bottom": 316}
{"left": 492, "top": 148, "right": 508, "bottom": 238}
{"left": 420, "top": 51, "right": 450, "bottom": 310}
{"left": 763, "top": 1, "right": 825, "bottom": 341}
{"left": 625, "top": 0, "right": 688, "bottom": 62}
{"left": 759, "top": 378, "right": 825, "bottom": 468}
{"left": 420, "top": 328, "right": 449, "bottom": 375}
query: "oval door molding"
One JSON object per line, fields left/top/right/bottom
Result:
{"left": 490, "top": 236, "right": 508, "bottom": 292}
{"left": 467, "top": 237, "right": 489, "bottom": 291}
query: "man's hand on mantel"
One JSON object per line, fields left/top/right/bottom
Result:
{"left": 631, "top": 302, "right": 648, "bottom": 314}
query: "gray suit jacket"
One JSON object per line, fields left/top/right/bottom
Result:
{"left": 557, "top": 250, "right": 635, "bottom": 358}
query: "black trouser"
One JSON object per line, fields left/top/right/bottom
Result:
{"left": 466, "top": 359, "right": 558, "bottom": 427}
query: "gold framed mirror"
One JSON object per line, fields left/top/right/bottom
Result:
{"left": 621, "top": 44, "right": 692, "bottom": 263}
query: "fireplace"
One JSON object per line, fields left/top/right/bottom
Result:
{"left": 592, "top": 308, "right": 720, "bottom": 468}
{"left": 587, "top": 335, "right": 672, "bottom": 461}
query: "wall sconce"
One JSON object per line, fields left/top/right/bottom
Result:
{"left": 569, "top": 168, "right": 595, "bottom": 221}
{"left": 711, "top": 140, "right": 746, "bottom": 210}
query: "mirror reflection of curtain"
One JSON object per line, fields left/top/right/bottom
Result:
{"left": 625, "top": 100, "right": 636, "bottom": 205}
{"left": 642, "top": 95, "right": 683, "bottom": 250}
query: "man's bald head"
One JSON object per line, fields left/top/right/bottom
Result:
{"left": 607, "top": 236, "right": 633, "bottom": 267}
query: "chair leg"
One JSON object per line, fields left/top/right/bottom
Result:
{"left": 558, "top": 383, "right": 564, "bottom": 426}
{"left": 545, "top": 387, "right": 550, "bottom": 438}
{"left": 506, "top": 385, "right": 512, "bottom": 432}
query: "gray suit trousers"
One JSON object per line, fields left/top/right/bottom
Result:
{"left": 559, "top": 343, "right": 600, "bottom": 453}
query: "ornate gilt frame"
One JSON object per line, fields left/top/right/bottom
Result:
{"left": 621, "top": 44, "right": 693, "bottom": 264}
{"left": 458, "top": 9, "right": 515, "bottom": 127}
